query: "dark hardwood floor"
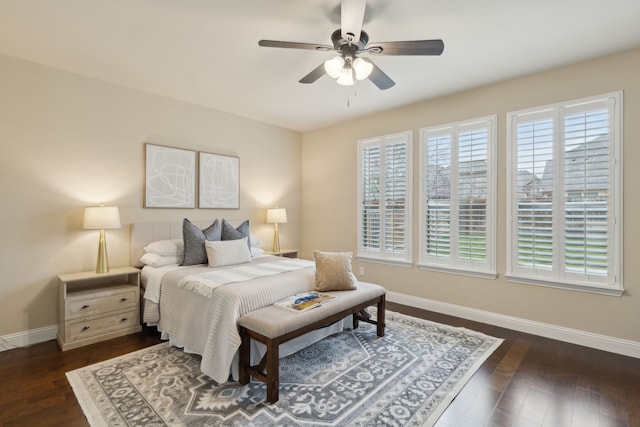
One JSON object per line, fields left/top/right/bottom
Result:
{"left": 1, "top": 302, "right": 639, "bottom": 426}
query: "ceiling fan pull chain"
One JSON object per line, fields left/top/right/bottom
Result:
{"left": 346, "top": 70, "right": 361, "bottom": 107}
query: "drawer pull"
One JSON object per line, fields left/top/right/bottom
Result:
{"left": 120, "top": 297, "right": 128, "bottom": 302}
{"left": 120, "top": 317, "right": 128, "bottom": 322}
{"left": 81, "top": 304, "right": 90, "bottom": 309}
{"left": 82, "top": 326, "right": 90, "bottom": 331}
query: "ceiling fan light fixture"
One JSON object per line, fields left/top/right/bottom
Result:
{"left": 353, "top": 57, "right": 373, "bottom": 80}
{"left": 336, "top": 66, "right": 355, "bottom": 86}
{"left": 324, "top": 56, "right": 345, "bottom": 78}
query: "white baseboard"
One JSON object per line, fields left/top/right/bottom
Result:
{"left": 387, "top": 291, "right": 640, "bottom": 359}
{"left": 4, "top": 297, "right": 640, "bottom": 360}
{"left": 0, "top": 325, "right": 58, "bottom": 352}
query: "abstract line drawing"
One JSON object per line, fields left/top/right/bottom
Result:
{"left": 199, "top": 152, "right": 239, "bottom": 209}
{"left": 145, "top": 144, "right": 196, "bottom": 208}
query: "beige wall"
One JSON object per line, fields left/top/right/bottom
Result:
{"left": 3, "top": 47, "right": 639, "bottom": 347}
{"left": 0, "top": 54, "right": 302, "bottom": 337}
{"left": 301, "top": 48, "right": 640, "bottom": 343}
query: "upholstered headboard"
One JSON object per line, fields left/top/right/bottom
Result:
{"left": 130, "top": 220, "right": 246, "bottom": 267}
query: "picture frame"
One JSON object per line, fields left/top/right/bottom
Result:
{"left": 144, "top": 143, "right": 196, "bottom": 208}
{"left": 198, "top": 152, "right": 240, "bottom": 209}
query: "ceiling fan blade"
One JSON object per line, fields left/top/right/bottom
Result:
{"left": 368, "top": 62, "right": 395, "bottom": 90}
{"left": 299, "top": 63, "right": 327, "bottom": 84}
{"left": 367, "top": 39, "right": 444, "bottom": 56}
{"left": 259, "top": 40, "right": 333, "bottom": 52}
{"left": 341, "top": 0, "right": 366, "bottom": 43}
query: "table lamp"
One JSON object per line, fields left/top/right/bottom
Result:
{"left": 266, "top": 207, "right": 287, "bottom": 253}
{"left": 83, "top": 205, "right": 121, "bottom": 273}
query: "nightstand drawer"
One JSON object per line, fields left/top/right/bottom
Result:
{"left": 67, "top": 289, "right": 137, "bottom": 318}
{"left": 66, "top": 308, "right": 139, "bottom": 342}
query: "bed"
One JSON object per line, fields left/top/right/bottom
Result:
{"left": 131, "top": 220, "right": 346, "bottom": 383}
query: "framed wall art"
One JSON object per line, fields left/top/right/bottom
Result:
{"left": 198, "top": 152, "right": 240, "bottom": 209}
{"left": 144, "top": 143, "right": 196, "bottom": 208}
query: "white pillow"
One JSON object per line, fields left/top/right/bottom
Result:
{"left": 144, "top": 239, "right": 184, "bottom": 257}
{"left": 205, "top": 237, "right": 252, "bottom": 268}
{"left": 251, "top": 247, "right": 265, "bottom": 256}
{"left": 139, "top": 252, "right": 182, "bottom": 267}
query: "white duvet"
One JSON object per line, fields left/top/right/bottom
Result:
{"left": 178, "top": 257, "right": 313, "bottom": 298}
{"left": 142, "top": 256, "right": 343, "bottom": 383}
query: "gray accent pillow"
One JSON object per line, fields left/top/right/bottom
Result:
{"left": 221, "top": 219, "right": 251, "bottom": 249}
{"left": 181, "top": 218, "right": 222, "bottom": 266}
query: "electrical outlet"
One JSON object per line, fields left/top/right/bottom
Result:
{"left": 358, "top": 266, "right": 365, "bottom": 276}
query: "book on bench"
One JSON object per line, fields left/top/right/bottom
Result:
{"left": 274, "top": 291, "right": 336, "bottom": 313}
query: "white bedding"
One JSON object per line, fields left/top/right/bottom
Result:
{"left": 142, "top": 256, "right": 346, "bottom": 383}
{"left": 178, "top": 257, "right": 314, "bottom": 298}
{"left": 141, "top": 263, "right": 189, "bottom": 303}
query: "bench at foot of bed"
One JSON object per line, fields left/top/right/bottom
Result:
{"left": 237, "top": 282, "right": 386, "bottom": 403}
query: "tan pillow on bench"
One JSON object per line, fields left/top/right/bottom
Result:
{"left": 313, "top": 250, "right": 357, "bottom": 291}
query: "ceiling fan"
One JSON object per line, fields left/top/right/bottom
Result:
{"left": 258, "top": 0, "right": 444, "bottom": 90}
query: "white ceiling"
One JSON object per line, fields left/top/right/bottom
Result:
{"left": 1, "top": 0, "right": 640, "bottom": 132}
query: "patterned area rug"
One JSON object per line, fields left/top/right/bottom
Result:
{"left": 67, "top": 310, "right": 502, "bottom": 426}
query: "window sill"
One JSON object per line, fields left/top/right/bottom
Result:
{"left": 505, "top": 274, "right": 624, "bottom": 296}
{"left": 356, "top": 256, "right": 413, "bottom": 268}
{"left": 417, "top": 264, "right": 497, "bottom": 280}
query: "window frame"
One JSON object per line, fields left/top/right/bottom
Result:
{"left": 506, "top": 92, "right": 623, "bottom": 296}
{"left": 418, "top": 115, "right": 497, "bottom": 278}
{"left": 356, "top": 130, "right": 413, "bottom": 266}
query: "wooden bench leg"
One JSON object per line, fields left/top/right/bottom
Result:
{"left": 377, "top": 294, "right": 385, "bottom": 337}
{"left": 238, "top": 327, "right": 250, "bottom": 385}
{"left": 265, "top": 338, "right": 280, "bottom": 403}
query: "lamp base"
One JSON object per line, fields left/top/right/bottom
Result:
{"left": 96, "top": 229, "right": 110, "bottom": 273}
{"left": 272, "top": 223, "right": 280, "bottom": 253}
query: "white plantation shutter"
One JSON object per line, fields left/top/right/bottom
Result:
{"left": 420, "top": 116, "right": 496, "bottom": 276}
{"left": 358, "top": 131, "right": 412, "bottom": 264}
{"left": 384, "top": 143, "right": 408, "bottom": 253}
{"left": 458, "top": 127, "right": 490, "bottom": 263}
{"left": 424, "top": 133, "right": 452, "bottom": 259}
{"left": 507, "top": 92, "right": 622, "bottom": 294}
{"left": 563, "top": 104, "right": 611, "bottom": 280}
{"left": 514, "top": 115, "right": 554, "bottom": 273}
{"left": 360, "top": 145, "right": 381, "bottom": 251}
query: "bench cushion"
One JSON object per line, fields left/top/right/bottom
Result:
{"left": 237, "top": 282, "right": 385, "bottom": 339}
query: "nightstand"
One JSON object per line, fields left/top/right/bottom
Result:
{"left": 57, "top": 266, "right": 141, "bottom": 351}
{"left": 265, "top": 249, "right": 298, "bottom": 258}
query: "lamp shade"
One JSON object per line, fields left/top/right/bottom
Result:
{"left": 83, "top": 206, "right": 121, "bottom": 230}
{"left": 266, "top": 208, "right": 287, "bottom": 224}
{"left": 324, "top": 56, "right": 345, "bottom": 78}
{"left": 336, "top": 66, "right": 354, "bottom": 86}
{"left": 353, "top": 57, "right": 373, "bottom": 80}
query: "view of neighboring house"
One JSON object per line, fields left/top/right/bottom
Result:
{"left": 539, "top": 134, "right": 610, "bottom": 200}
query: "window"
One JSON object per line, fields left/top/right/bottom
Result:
{"left": 506, "top": 92, "right": 622, "bottom": 295}
{"left": 419, "top": 116, "right": 497, "bottom": 277}
{"left": 357, "top": 131, "right": 412, "bottom": 265}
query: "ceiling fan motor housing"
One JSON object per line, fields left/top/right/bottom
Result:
{"left": 331, "top": 29, "right": 369, "bottom": 53}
